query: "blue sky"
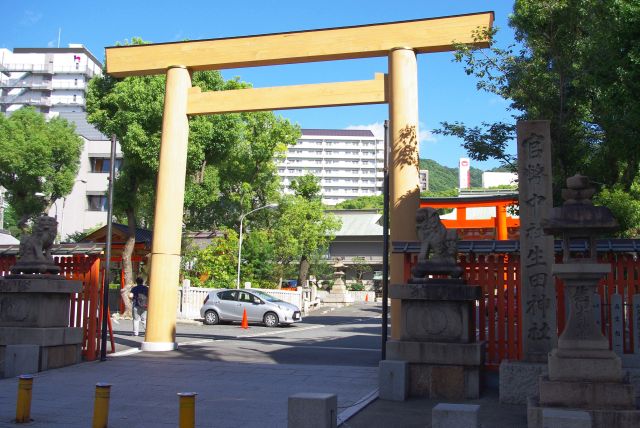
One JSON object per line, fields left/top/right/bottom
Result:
{"left": 2, "top": 0, "right": 517, "bottom": 169}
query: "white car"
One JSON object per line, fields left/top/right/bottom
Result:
{"left": 200, "top": 289, "right": 302, "bottom": 327}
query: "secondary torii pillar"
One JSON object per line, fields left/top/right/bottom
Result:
{"left": 388, "top": 48, "right": 420, "bottom": 339}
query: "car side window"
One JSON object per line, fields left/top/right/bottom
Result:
{"left": 218, "top": 290, "right": 238, "bottom": 301}
{"left": 238, "top": 292, "right": 252, "bottom": 303}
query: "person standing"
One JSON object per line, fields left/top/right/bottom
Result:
{"left": 130, "top": 277, "right": 149, "bottom": 336}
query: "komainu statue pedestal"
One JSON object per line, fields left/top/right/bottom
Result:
{"left": 386, "top": 280, "right": 484, "bottom": 399}
{"left": 0, "top": 216, "right": 83, "bottom": 378}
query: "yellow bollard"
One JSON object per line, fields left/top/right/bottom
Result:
{"left": 15, "top": 374, "right": 34, "bottom": 423}
{"left": 92, "top": 383, "right": 111, "bottom": 428}
{"left": 178, "top": 392, "right": 197, "bottom": 428}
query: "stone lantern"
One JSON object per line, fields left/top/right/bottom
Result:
{"left": 322, "top": 257, "right": 354, "bottom": 307}
{"left": 528, "top": 174, "right": 640, "bottom": 427}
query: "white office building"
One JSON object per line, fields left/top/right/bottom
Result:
{"left": 277, "top": 129, "right": 384, "bottom": 205}
{"left": 0, "top": 45, "right": 102, "bottom": 117}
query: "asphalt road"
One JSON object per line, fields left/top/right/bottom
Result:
{"left": 108, "top": 302, "right": 385, "bottom": 366}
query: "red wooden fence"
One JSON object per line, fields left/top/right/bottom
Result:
{"left": 403, "top": 252, "right": 640, "bottom": 369}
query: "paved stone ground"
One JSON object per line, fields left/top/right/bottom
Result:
{"left": 0, "top": 353, "right": 377, "bottom": 427}
{"left": 345, "top": 390, "right": 528, "bottom": 428}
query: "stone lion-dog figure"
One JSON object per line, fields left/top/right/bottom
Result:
{"left": 415, "top": 207, "right": 458, "bottom": 265}
{"left": 12, "top": 215, "right": 60, "bottom": 274}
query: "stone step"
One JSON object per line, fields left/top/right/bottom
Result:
{"left": 539, "top": 377, "right": 636, "bottom": 410}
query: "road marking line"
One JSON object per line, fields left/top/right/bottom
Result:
{"left": 110, "top": 348, "right": 142, "bottom": 357}
{"left": 287, "top": 345, "right": 379, "bottom": 352}
{"left": 178, "top": 339, "right": 217, "bottom": 346}
{"left": 237, "top": 324, "right": 325, "bottom": 338}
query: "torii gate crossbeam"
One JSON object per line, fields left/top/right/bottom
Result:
{"left": 105, "top": 12, "right": 493, "bottom": 352}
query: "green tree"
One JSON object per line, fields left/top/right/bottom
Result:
{"left": 273, "top": 195, "right": 341, "bottom": 288}
{"left": 437, "top": 0, "right": 640, "bottom": 193}
{"left": 350, "top": 256, "right": 372, "bottom": 283}
{"left": 334, "top": 195, "right": 383, "bottom": 210}
{"left": 0, "top": 107, "right": 83, "bottom": 231}
{"left": 192, "top": 228, "right": 239, "bottom": 288}
{"left": 87, "top": 38, "right": 299, "bottom": 303}
{"left": 289, "top": 173, "right": 322, "bottom": 201}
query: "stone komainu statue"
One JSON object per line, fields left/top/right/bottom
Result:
{"left": 416, "top": 207, "right": 457, "bottom": 265}
{"left": 10, "top": 215, "right": 60, "bottom": 275}
{"left": 412, "top": 207, "right": 462, "bottom": 280}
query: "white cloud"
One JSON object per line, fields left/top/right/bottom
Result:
{"left": 47, "top": 39, "right": 56, "bottom": 48}
{"left": 20, "top": 10, "right": 42, "bottom": 26}
{"left": 346, "top": 122, "right": 437, "bottom": 144}
{"left": 346, "top": 122, "right": 385, "bottom": 139}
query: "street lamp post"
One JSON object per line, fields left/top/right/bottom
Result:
{"left": 236, "top": 203, "right": 278, "bottom": 289}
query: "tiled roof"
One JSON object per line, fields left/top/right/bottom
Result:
{"left": 301, "top": 129, "right": 375, "bottom": 137}
{"left": 58, "top": 112, "right": 110, "bottom": 141}
{"left": 329, "top": 210, "right": 383, "bottom": 236}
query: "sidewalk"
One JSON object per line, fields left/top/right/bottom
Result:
{"left": 0, "top": 350, "right": 530, "bottom": 428}
{"left": 0, "top": 352, "right": 377, "bottom": 427}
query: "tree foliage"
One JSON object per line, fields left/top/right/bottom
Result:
{"left": 334, "top": 195, "right": 383, "bottom": 210}
{"left": 436, "top": 0, "right": 640, "bottom": 235}
{"left": 272, "top": 195, "right": 341, "bottom": 287}
{"left": 439, "top": 0, "right": 640, "bottom": 184}
{"left": 0, "top": 107, "right": 82, "bottom": 230}
{"left": 87, "top": 37, "right": 300, "bottom": 292}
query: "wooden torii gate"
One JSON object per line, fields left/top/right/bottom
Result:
{"left": 105, "top": 12, "right": 493, "bottom": 351}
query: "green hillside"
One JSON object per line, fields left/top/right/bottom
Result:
{"left": 419, "top": 159, "right": 483, "bottom": 192}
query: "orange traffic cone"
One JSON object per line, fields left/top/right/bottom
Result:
{"left": 241, "top": 309, "right": 249, "bottom": 329}
{"left": 365, "top": 294, "right": 369, "bottom": 302}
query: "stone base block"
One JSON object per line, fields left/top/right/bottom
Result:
{"left": 322, "top": 293, "right": 354, "bottom": 308}
{"left": 528, "top": 397, "right": 640, "bottom": 428}
{"left": 432, "top": 403, "right": 480, "bottom": 428}
{"left": 409, "top": 364, "right": 480, "bottom": 399}
{"left": 386, "top": 339, "right": 485, "bottom": 366}
{"left": 288, "top": 393, "right": 337, "bottom": 428}
{"left": 1, "top": 344, "right": 39, "bottom": 378}
{"left": 539, "top": 376, "right": 636, "bottom": 410}
{"left": 542, "top": 409, "right": 592, "bottom": 428}
{"left": 548, "top": 349, "right": 623, "bottom": 383}
{"left": 499, "top": 360, "right": 548, "bottom": 405}
{"left": 41, "top": 344, "right": 81, "bottom": 370}
{"left": 378, "top": 360, "right": 408, "bottom": 401}
{"left": 0, "top": 327, "right": 83, "bottom": 346}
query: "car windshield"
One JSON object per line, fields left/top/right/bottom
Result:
{"left": 249, "top": 290, "right": 283, "bottom": 303}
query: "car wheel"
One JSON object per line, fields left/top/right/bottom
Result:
{"left": 203, "top": 310, "right": 219, "bottom": 325}
{"left": 263, "top": 312, "right": 279, "bottom": 328}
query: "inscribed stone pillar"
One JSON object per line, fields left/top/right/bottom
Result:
{"left": 517, "top": 121, "right": 557, "bottom": 362}
{"left": 388, "top": 48, "right": 420, "bottom": 339}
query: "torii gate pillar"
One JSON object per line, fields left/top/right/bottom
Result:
{"left": 388, "top": 48, "right": 420, "bottom": 338}
{"left": 142, "top": 66, "right": 191, "bottom": 351}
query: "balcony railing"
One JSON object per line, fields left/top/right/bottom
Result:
{"left": 0, "top": 95, "right": 51, "bottom": 106}
{"left": 0, "top": 63, "right": 98, "bottom": 78}
{"left": 0, "top": 79, "right": 52, "bottom": 90}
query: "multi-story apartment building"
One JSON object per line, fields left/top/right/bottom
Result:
{"left": 0, "top": 45, "right": 102, "bottom": 117}
{"left": 277, "top": 129, "right": 384, "bottom": 205}
{"left": 47, "top": 113, "right": 122, "bottom": 240}
{"left": 0, "top": 45, "right": 122, "bottom": 240}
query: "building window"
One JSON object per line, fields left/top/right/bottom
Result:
{"left": 87, "top": 195, "right": 108, "bottom": 211}
{"left": 90, "top": 157, "right": 122, "bottom": 173}
{"left": 73, "top": 94, "right": 77, "bottom": 102}
{"left": 74, "top": 79, "right": 78, "bottom": 86}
